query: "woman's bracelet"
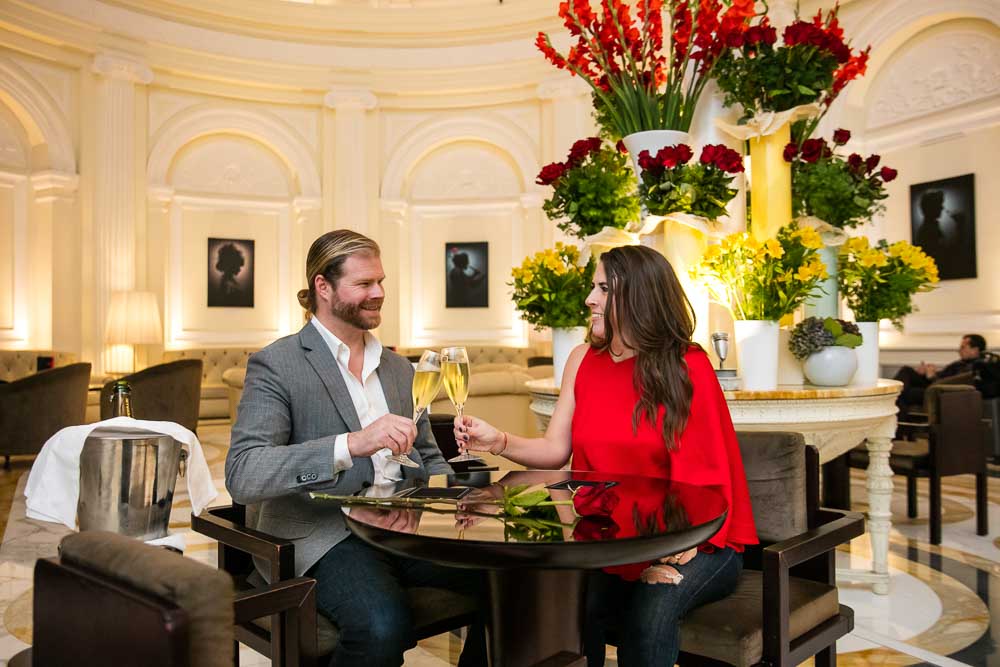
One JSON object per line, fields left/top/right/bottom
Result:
{"left": 490, "top": 431, "right": 508, "bottom": 456}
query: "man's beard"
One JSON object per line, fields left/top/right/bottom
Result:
{"left": 330, "top": 297, "right": 382, "bottom": 330}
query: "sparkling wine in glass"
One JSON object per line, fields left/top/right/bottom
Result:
{"left": 441, "top": 346, "right": 476, "bottom": 463}
{"left": 390, "top": 350, "right": 443, "bottom": 469}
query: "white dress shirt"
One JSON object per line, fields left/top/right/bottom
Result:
{"left": 311, "top": 317, "right": 402, "bottom": 484}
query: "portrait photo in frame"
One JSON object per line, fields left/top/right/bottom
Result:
{"left": 445, "top": 242, "right": 488, "bottom": 308}
{"left": 909, "top": 174, "right": 976, "bottom": 281}
{"left": 207, "top": 238, "right": 255, "bottom": 307}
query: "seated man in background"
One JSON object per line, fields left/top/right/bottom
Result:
{"left": 895, "top": 334, "right": 987, "bottom": 415}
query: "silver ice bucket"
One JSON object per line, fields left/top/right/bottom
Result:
{"left": 77, "top": 427, "right": 184, "bottom": 540}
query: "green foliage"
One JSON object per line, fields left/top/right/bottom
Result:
{"left": 792, "top": 157, "right": 887, "bottom": 229}
{"left": 714, "top": 42, "right": 838, "bottom": 119}
{"left": 640, "top": 162, "right": 738, "bottom": 219}
{"left": 788, "top": 316, "right": 863, "bottom": 360}
{"left": 542, "top": 148, "right": 639, "bottom": 239}
{"left": 510, "top": 244, "right": 596, "bottom": 330}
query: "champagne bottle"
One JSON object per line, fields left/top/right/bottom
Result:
{"left": 110, "top": 380, "right": 133, "bottom": 418}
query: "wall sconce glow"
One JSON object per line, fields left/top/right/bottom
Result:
{"left": 104, "top": 291, "right": 163, "bottom": 374}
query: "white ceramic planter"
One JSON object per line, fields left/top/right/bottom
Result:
{"left": 552, "top": 326, "right": 587, "bottom": 388}
{"left": 803, "top": 346, "right": 858, "bottom": 386}
{"left": 851, "top": 321, "right": 880, "bottom": 386}
{"left": 734, "top": 320, "right": 779, "bottom": 391}
{"left": 622, "top": 130, "right": 691, "bottom": 178}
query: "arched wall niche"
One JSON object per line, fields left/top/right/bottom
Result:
{"left": 0, "top": 54, "right": 76, "bottom": 174}
{"left": 380, "top": 114, "right": 543, "bottom": 348}
{"left": 149, "top": 105, "right": 318, "bottom": 349}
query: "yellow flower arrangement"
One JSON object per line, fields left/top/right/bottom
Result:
{"left": 510, "top": 243, "right": 595, "bottom": 329}
{"left": 837, "top": 237, "right": 938, "bottom": 328}
{"left": 692, "top": 222, "right": 828, "bottom": 321}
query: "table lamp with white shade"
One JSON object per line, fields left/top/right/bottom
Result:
{"left": 104, "top": 291, "right": 163, "bottom": 375}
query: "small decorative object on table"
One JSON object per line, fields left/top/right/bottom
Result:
{"left": 711, "top": 332, "right": 740, "bottom": 390}
{"left": 788, "top": 317, "right": 863, "bottom": 386}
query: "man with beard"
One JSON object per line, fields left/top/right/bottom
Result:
{"left": 226, "top": 230, "right": 486, "bottom": 666}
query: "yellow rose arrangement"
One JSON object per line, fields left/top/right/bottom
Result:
{"left": 692, "top": 222, "right": 827, "bottom": 321}
{"left": 837, "top": 237, "right": 938, "bottom": 329}
{"left": 510, "top": 243, "right": 596, "bottom": 330}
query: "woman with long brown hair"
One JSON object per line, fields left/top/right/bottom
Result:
{"left": 455, "top": 244, "right": 757, "bottom": 665}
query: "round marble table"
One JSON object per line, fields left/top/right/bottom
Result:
{"left": 342, "top": 470, "right": 727, "bottom": 667}
{"left": 526, "top": 378, "right": 902, "bottom": 595}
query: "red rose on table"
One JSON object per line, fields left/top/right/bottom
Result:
{"left": 573, "top": 484, "right": 620, "bottom": 517}
{"left": 572, "top": 514, "right": 619, "bottom": 542}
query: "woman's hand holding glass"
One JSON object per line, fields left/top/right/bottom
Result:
{"left": 441, "top": 346, "right": 476, "bottom": 462}
{"left": 453, "top": 415, "right": 505, "bottom": 457}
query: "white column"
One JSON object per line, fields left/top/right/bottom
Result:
{"left": 30, "top": 171, "right": 79, "bottom": 352}
{"left": 536, "top": 76, "right": 595, "bottom": 162}
{"left": 378, "top": 199, "right": 408, "bottom": 346}
{"left": 324, "top": 89, "right": 377, "bottom": 235}
{"left": 92, "top": 52, "right": 153, "bottom": 374}
{"left": 146, "top": 186, "right": 173, "bottom": 361}
{"left": 292, "top": 195, "right": 323, "bottom": 327}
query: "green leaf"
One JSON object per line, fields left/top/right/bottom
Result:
{"left": 824, "top": 317, "right": 843, "bottom": 337}
{"left": 835, "top": 333, "right": 863, "bottom": 349}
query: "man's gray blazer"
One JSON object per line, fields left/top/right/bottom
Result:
{"left": 226, "top": 322, "right": 452, "bottom": 579}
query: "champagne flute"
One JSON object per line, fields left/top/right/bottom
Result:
{"left": 441, "top": 346, "right": 477, "bottom": 463}
{"left": 390, "top": 350, "right": 442, "bottom": 469}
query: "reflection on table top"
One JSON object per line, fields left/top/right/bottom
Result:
{"left": 322, "top": 470, "right": 728, "bottom": 570}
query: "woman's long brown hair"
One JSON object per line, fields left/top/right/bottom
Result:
{"left": 593, "top": 245, "right": 698, "bottom": 449}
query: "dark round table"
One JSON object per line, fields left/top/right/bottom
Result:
{"left": 342, "top": 470, "right": 727, "bottom": 667}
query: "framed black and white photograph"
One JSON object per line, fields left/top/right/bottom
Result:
{"left": 445, "top": 242, "right": 488, "bottom": 308}
{"left": 207, "top": 238, "right": 255, "bottom": 307}
{"left": 910, "top": 174, "right": 976, "bottom": 281}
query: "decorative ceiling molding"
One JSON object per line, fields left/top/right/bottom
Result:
{"left": 867, "top": 30, "right": 1000, "bottom": 130}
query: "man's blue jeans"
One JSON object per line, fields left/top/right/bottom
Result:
{"left": 307, "top": 534, "right": 487, "bottom": 667}
{"left": 584, "top": 547, "right": 743, "bottom": 666}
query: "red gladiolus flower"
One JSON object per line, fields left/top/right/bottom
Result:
{"left": 832, "top": 129, "right": 851, "bottom": 145}
{"left": 880, "top": 166, "right": 898, "bottom": 182}
{"left": 865, "top": 154, "right": 881, "bottom": 173}
{"left": 536, "top": 162, "right": 567, "bottom": 186}
{"left": 783, "top": 143, "right": 798, "bottom": 162}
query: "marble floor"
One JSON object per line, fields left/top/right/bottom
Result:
{"left": 0, "top": 422, "right": 998, "bottom": 666}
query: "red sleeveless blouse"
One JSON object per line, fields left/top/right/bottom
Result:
{"left": 571, "top": 346, "right": 758, "bottom": 580}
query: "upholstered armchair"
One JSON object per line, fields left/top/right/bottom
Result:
{"left": 0, "top": 362, "right": 91, "bottom": 467}
{"left": 11, "top": 530, "right": 317, "bottom": 667}
{"left": 101, "top": 359, "right": 202, "bottom": 434}
{"left": 192, "top": 503, "right": 479, "bottom": 666}
{"left": 850, "top": 383, "right": 988, "bottom": 545}
{"left": 677, "top": 432, "right": 865, "bottom": 667}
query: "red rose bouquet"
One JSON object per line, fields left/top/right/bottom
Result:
{"left": 713, "top": 5, "right": 870, "bottom": 133}
{"left": 536, "top": 137, "right": 640, "bottom": 239}
{"left": 636, "top": 142, "right": 744, "bottom": 218}
{"left": 536, "top": 0, "right": 756, "bottom": 139}
{"left": 784, "top": 128, "right": 898, "bottom": 229}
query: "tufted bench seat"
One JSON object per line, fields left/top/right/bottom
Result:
{"left": 0, "top": 350, "right": 78, "bottom": 382}
{"left": 162, "top": 348, "right": 259, "bottom": 420}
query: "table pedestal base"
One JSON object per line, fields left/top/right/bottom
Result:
{"left": 487, "top": 569, "right": 587, "bottom": 667}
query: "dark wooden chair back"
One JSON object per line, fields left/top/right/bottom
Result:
{"left": 928, "top": 385, "right": 986, "bottom": 476}
{"left": 0, "top": 362, "right": 91, "bottom": 460}
{"left": 101, "top": 359, "right": 203, "bottom": 433}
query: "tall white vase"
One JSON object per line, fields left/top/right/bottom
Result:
{"left": 777, "top": 326, "right": 804, "bottom": 385}
{"left": 622, "top": 130, "right": 691, "bottom": 179}
{"left": 852, "top": 321, "right": 880, "bottom": 386}
{"left": 552, "top": 326, "right": 587, "bottom": 388}
{"left": 804, "top": 244, "right": 840, "bottom": 319}
{"left": 734, "top": 320, "right": 779, "bottom": 391}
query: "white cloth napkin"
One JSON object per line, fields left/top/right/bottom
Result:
{"left": 24, "top": 417, "right": 218, "bottom": 529}
{"left": 715, "top": 103, "right": 821, "bottom": 140}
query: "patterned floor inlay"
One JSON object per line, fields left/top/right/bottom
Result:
{"left": 1, "top": 426, "right": 998, "bottom": 665}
